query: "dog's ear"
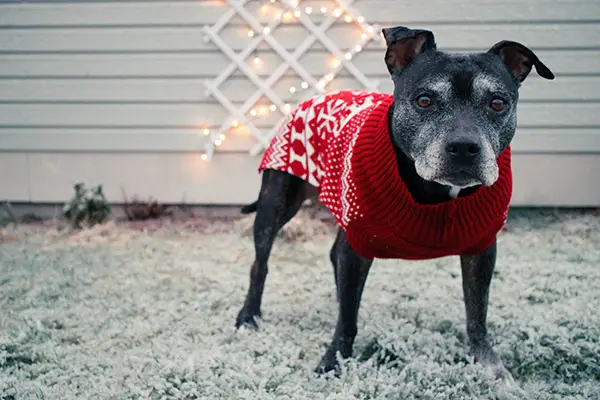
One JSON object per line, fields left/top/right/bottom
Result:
{"left": 487, "top": 40, "right": 555, "bottom": 83}
{"left": 382, "top": 26, "right": 436, "bottom": 75}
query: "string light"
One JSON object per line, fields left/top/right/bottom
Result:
{"left": 227, "top": 0, "right": 378, "bottom": 158}
{"left": 214, "top": 139, "right": 222, "bottom": 147}
{"left": 203, "top": 128, "right": 210, "bottom": 136}
{"left": 201, "top": 153, "right": 208, "bottom": 161}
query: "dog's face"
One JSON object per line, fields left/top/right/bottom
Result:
{"left": 383, "top": 27, "right": 555, "bottom": 189}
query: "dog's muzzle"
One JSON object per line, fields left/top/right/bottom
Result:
{"left": 415, "top": 138, "right": 499, "bottom": 188}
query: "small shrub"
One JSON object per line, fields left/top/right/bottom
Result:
{"left": 62, "top": 183, "right": 111, "bottom": 229}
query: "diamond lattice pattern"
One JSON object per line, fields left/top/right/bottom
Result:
{"left": 202, "top": 0, "right": 381, "bottom": 160}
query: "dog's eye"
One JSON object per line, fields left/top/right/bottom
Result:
{"left": 416, "top": 95, "right": 433, "bottom": 108}
{"left": 490, "top": 98, "right": 506, "bottom": 112}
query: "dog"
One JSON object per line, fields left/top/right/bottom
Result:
{"left": 234, "top": 26, "right": 555, "bottom": 382}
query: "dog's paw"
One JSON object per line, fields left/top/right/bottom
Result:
{"left": 489, "top": 364, "right": 516, "bottom": 387}
{"left": 314, "top": 348, "right": 343, "bottom": 377}
{"left": 235, "top": 309, "right": 261, "bottom": 330}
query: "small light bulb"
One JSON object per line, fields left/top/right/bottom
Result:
{"left": 301, "top": 81, "right": 309, "bottom": 89}
{"left": 330, "top": 58, "right": 340, "bottom": 68}
{"left": 361, "top": 33, "right": 367, "bottom": 40}
{"left": 283, "top": 104, "right": 291, "bottom": 113}
{"left": 290, "top": 0, "right": 298, "bottom": 7}
{"left": 248, "top": 30, "right": 255, "bottom": 38}
{"left": 201, "top": 154, "right": 208, "bottom": 161}
{"left": 275, "top": 11, "right": 282, "bottom": 19}
{"left": 232, "top": 120, "right": 239, "bottom": 128}
{"left": 214, "top": 139, "right": 222, "bottom": 147}
{"left": 253, "top": 56, "right": 261, "bottom": 65}
{"left": 305, "top": 7, "right": 312, "bottom": 14}
{"left": 270, "top": 104, "right": 277, "bottom": 112}
{"left": 293, "top": 10, "right": 301, "bottom": 18}
{"left": 250, "top": 109, "right": 257, "bottom": 116}
{"left": 333, "top": 8, "right": 342, "bottom": 17}
{"left": 283, "top": 11, "right": 293, "bottom": 21}
{"left": 263, "top": 26, "right": 271, "bottom": 35}
{"left": 367, "top": 25, "right": 374, "bottom": 33}
{"left": 269, "top": 0, "right": 275, "bottom": 3}
{"left": 203, "top": 128, "right": 210, "bottom": 136}
{"left": 261, "top": 4, "right": 269, "bottom": 13}
{"left": 345, "top": 52, "right": 353, "bottom": 60}
{"left": 289, "top": 86, "right": 297, "bottom": 94}
{"left": 344, "top": 15, "right": 353, "bottom": 23}
{"left": 320, "top": 7, "right": 327, "bottom": 14}
{"left": 357, "top": 16, "right": 365, "bottom": 23}
{"left": 259, "top": 105, "right": 269, "bottom": 116}
{"left": 219, "top": 134, "right": 226, "bottom": 141}
{"left": 355, "top": 45, "right": 362, "bottom": 52}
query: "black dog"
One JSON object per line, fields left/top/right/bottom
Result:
{"left": 235, "top": 26, "right": 554, "bottom": 382}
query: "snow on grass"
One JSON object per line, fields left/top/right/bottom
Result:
{"left": 1, "top": 209, "right": 599, "bottom": 400}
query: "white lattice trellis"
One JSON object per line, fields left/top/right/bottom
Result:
{"left": 202, "top": 0, "right": 381, "bottom": 161}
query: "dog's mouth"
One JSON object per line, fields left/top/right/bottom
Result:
{"left": 435, "top": 171, "right": 482, "bottom": 188}
{"left": 415, "top": 157, "right": 499, "bottom": 188}
{"left": 437, "top": 170, "right": 483, "bottom": 188}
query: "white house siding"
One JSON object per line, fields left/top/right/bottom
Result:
{"left": 0, "top": 0, "right": 599, "bottom": 206}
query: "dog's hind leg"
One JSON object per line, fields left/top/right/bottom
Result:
{"left": 235, "top": 169, "right": 310, "bottom": 329}
{"left": 316, "top": 228, "right": 373, "bottom": 374}
{"left": 329, "top": 228, "right": 344, "bottom": 301}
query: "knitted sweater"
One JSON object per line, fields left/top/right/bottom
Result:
{"left": 259, "top": 90, "right": 513, "bottom": 260}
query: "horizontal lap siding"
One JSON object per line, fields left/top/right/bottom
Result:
{"left": 0, "top": 0, "right": 598, "bottom": 205}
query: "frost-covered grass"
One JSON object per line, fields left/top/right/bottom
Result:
{"left": 1, "top": 209, "right": 599, "bottom": 400}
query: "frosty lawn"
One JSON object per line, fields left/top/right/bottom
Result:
{"left": 1, "top": 209, "right": 599, "bottom": 399}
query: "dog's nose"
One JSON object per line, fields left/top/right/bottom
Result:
{"left": 445, "top": 139, "right": 481, "bottom": 160}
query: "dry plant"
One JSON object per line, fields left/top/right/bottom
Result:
{"left": 121, "top": 187, "right": 171, "bottom": 221}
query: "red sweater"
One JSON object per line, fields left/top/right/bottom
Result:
{"left": 259, "top": 90, "right": 512, "bottom": 260}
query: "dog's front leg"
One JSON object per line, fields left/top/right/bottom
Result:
{"left": 315, "top": 229, "right": 373, "bottom": 375}
{"left": 460, "top": 239, "right": 514, "bottom": 384}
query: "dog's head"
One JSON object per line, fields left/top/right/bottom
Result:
{"left": 382, "top": 26, "right": 554, "bottom": 189}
